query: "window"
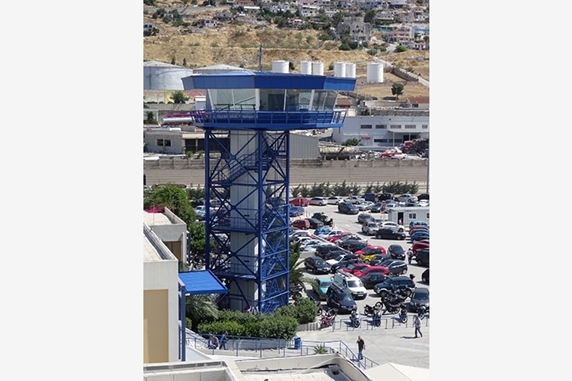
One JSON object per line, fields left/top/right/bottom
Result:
{"left": 390, "top": 124, "right": 401, "bottom": 129}
{"left": 404, "top": 124, "right": 416, "bottom": 129}
{"left": 375, "top": 124, "right": 386, "bottom": 129}
{"left": 408, "top": 213, "right": 416, "bottom": 219}
{"left": 422, "top": 124, "right": 428, "bottom": 129}
{"left": 164, "top": 139, "right": 171, "bottom": 146}
{"left": 360, "top": 124, "right": 372, "bottom": 129}
{"left": 157, "top": 139, "right": 164, "bottom": 146}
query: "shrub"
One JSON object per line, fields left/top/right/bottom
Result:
{"left": 258, "top": 315, "right": 298, "bottom": 339}
{"left": 314, "top": 344, "right": 328, "bottom": 354}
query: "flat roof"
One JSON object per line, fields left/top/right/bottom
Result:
{"left": 143, "top": 211, "right": 172, "bottom": 226}
{"left": 179, "top": 271, "right": 228, "bottom": 295}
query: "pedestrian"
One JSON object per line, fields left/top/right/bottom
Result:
{"left": 220, "top": 331, "right": 227, "bottom": 350}
{"left": 414, "top": 314, "right": 423, "bottom": 338}
{"left": 356, "top": 336, "right": 365, "bottom": 361}
{"left": 407, "top": 247, "right": 414, "bottom": 264}
{"left": 208, "top": 334, "right": 219, "bottom": 349}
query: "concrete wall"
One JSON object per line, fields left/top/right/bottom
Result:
{"left": 144, "top": 157, "right": 429, "bottom": 189}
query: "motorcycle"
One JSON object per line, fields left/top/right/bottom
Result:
{"left": 381, "top": 293, "right": 404, "bottom": 315}
{"left": 417, "top": 305, "right": 428, "bottom": 320}
{"left": 320, "top": 308, "right": 337, "bottom": 329}
{"left": 371, "top": 308, "right": 383, "bottom": 327}
{"left": 290, "top": 284, "right": 304, "bottom": 301}
{"left": 349, "top": 310, "right": 361, "bottom": 328}
{"left": 398, "top": 305, "right": 408, "bottom": 324}
{"left": 363, "top": 301, "right": 383, "bottom": 316}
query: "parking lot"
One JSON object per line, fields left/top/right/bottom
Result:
{"left": 291, "top": 203, "right": 430, "bottom": 368}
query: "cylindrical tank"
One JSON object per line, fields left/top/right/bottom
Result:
{"left": 272, "top": 60, "right": 289, "bottom": 73}
{"left": 143, "top": 60, "right": 194, "bottom": 90}
{"left": 300, "top": 60, "right": 312, "bottom": 74}
{"left": 312, "top": 61, "right": 324, "bottom": 75}
{"left": 346, "top": 62, "right": 357, "bottom": 78}
{"left": 334, "top": 62, "right": 346, "bottom": 78}
{"left": 367, "top": 62, "right": 384, "bottom": 83}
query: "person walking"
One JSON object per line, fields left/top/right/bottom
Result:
{"left": 407, "top": 247, "right": 414, "bottom": 264}
{"left": 220, "top": 331, "right": 227, "bottom": 350}
{"left": 356, "top": 336, "right": 365, "bottom": 361}
{"left": 414, "top": 314, "right": 423, "bottom": 338}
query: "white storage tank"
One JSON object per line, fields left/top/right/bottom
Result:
{"left": 346, "top": 62, "right": 357, "bottom": 78}
{"left": 299, "top": 60, "right": 312, "bottom": 74}
{"left": 334, "top": 62, "right": 346, "bottom": 78}
{"left": 312, "top": 61, "right": 324, "bottom": 75}
{"left": 367, "top": 62, "right": 384, "bottom": 83}
{"left": 272, "top": 60, "right": 289, "bottom": 73}
{"left": 144, "top": 60, "right": 194, "bottom": 90}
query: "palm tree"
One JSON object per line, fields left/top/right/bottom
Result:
{"left": 186, "top": 294, "right": 219, "bottom": 330}
{"left": 289, "top": 242, "right": 319, "bottom": 293}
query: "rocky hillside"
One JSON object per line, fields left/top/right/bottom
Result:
{"left": 143, "top": 3, "right": 429, "bottom": 100}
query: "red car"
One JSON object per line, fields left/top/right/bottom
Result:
{"left": 289, "top": 197, "right": 310, "bottom": 207}
{"left": 354, "top": 245, "right": 387, "bottom": 257}
{"left": 412, "top": 241, "right": 430, "bottom": 252}
{"left": 353, "top": 265, "right": 389, "bottom": 278}
{"left": 291, "top": 219, "right": 310, "bottom": 230}
{"left": 327, "top": 231, "right": 354, "bottom": 243}
{"left": 340, "top": 263, "right": 370, "bottom": 275}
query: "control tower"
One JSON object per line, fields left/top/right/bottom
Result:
{"left": 182, "top": 70, "right": 356, "bottom": 313}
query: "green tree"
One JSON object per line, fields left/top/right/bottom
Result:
{"left": 186, "top": 294, "right": 219, "bottom": 331}
{"left": 170, "top": 90, "right": 190, "bottom": 104}
{"left": 144, "top": 184, "right": 196, "bottom": 226}
{"left": 364, "top": 10, "right": 375, "bottom": 24}
{"left": 395, "top": 44, "right": 408, "bottom": 53}
{"left": 391, "top": 83, "right": 404, "bottom": 100}
{"left": 342, "top": 138, "right": 360, "bottom": 146}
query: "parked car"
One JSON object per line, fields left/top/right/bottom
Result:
{"left": 289, "top": 205, "right": 305, "bottom": 217}
{"left": 411, "top": 230, "right": 430, "bottom": 242}
{"left": 373, "top": 276, "right": 416, "bottom": 297}
{"left": 346, "top": 195, "right": 365, "bottom": 204}
{"left": 362, "top": 221, "right": 381, "bottom": 235}
{"left": 357, "top": 213, "right": 374, "bottom": 224}
{"left": 338, "top": 202, "right": 359, "bottom": 215}
{"left": 332, "top": 272, "right": 368, "bottom": 300}
{"left": 303, "top": 256, "right": 332, "bottom": 274}
{"left": 415, "top": 248, "right": 430, "bottom": 267}
{"left": 291, "top": 219, "right": 310, "bottom": 230}
{"left": 322, "top": 248, "right": 352, "bottom": 261}
{"left": 326, "top": 283, "right": 358, "bottom": 314}
{"left": 311, "top": 277, "right": 332, "bottom": 301}
{"left": 330, "top": 257, "right": 363, "bottom": 273}
{"left": 376, "top": 259, "right": 408, "bottom": 276}
{"left": 289, "top": 230, "right": 313, "bottom": 242}
{"left": 314, "top": 226, "right": 333, "bottom": 237}
{"left": 412, "top": 241, "right": 430, "bottom": 252}
{"left": 421, "top": 268, "right": 429, "bottom": 284}
{"left": 375, "top": 228, "right": 407, "bottom": 240}
{"left": 409, "top": 225, "right": 429, "bottom": 236}
{"left": 309, "top": 197, "right": 327, "bottom": 206}
{"left": 305, "top": 217, "right": 324, "bottom": 229}
{"left": 353, "top": 265, "right": 389, "bottom": 278}
{"left": 336, "top": 234, "right": 366, "bottom": 245}
{"left": 369, "top": 202, "right": 384, "bottom": 213}
{"left": 397, "top": 194, "right": 418, "bottom": 203}
{"left": 379, "top": 221, "right": 405, "bottom": 232}
{"left": 409, "top": 287, "right": 430, "bottom": 313}
{"left": 326, "top": 196, "right": 344, "bottom": 205}
{"left": 360, "top": 273, "right": 390, "bottom": 289}
{"left": 418, "top": 199, "right": 429, "bottom": 207}
{"left": 384, "top": 200, "right": 398, "bottom": 209}
{"left": 300, "top": 239, "right": 326, "bottom": 253}
{"left": 289, "top": 197, "right": 310, "bottom": 207}
{"left": 338, "top": 239, "right": 369, "bottom": 253}
{"left": 355, "top": 245, "right": 387, "bottom": 261}
{"left": 357, "top": 201, "right": 375, "bottom": 211}
{"left": 387, "top": 244, "right": 406, "bottom": 260}
{"left": 325, "top": 252, "right": 350, "bottom": 266}
{"left": 417, "top": 193, "right": 429, "bottom": 201}
{"left": 314, "top": 244, "right": 345, "bottom": 259}
{"left": 409, "top": 220, "right": 429, "bottom": 229}
{"left": 377, "top": 193, "right": 394, "bottom": 201}
{"left": 327, "top": 231, "right": 355, "bottom": 243}
{"left": 339, "top": 262, "right": 370, "bottom": 275}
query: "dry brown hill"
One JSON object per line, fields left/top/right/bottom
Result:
{"left": 143, "top": 3, "right": 429, "bottom": 100}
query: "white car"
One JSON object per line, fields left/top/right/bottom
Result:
{"left": 332, "top": 272, "right": 367, "bottom": 300}
{"left": 345, "top": 195, "right": 365, "bottom": 204}
{"left": 419, "top": 199, "right": 429, "bottom": 207}
{"left": 326, "top": 196, "right": 344, "bottom": 205}
{"left": 300, "top": 239, "right": 326, "bottom": 252}
{"left": 379, "top": 221, "right": 405, "bottom": 233}
{"left": 397, "top": 194, "right": 418, "bottom": 203}
{"left": 309, "top": 197, "right": 327, "bottom": 206}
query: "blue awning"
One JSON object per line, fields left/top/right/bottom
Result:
{"left": 179, "top": 270, "right": 228, "bottom": 295}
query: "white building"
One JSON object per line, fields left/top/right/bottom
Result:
{"left": 332, "top": 113, "right": 429, "bottom": 149}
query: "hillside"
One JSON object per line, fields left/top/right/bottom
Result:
{"left": 143, "top": 3, "right": 429, "bottom": 100}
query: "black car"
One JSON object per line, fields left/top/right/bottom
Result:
{"left": 338, "top": 239, "right": 369, "bottom": 253}
{"left": 330, "top": 257, "right": 363, "bottom": 273}
{"left": 387, "top": 244, "right": 406, "bottom": 260}
{"left": 415, "top": 248, "right": 430, "bottom": 267}
{"left": 375, "top": 228, "right": 407, "bottom": 240}
{"left": 357, "top": 213, "right": 374, "bottom": 224}
{"left": 373, "top": 275, "right": 416, "bottom": 297}
{"left": 369, "top": 202, "right": 384, "bottom": 213}
{"left": 314, "top": 244, "right": 343, "bottom": 259}
{"left": 377, "top": 193, "right": 394, "bottom": 201}
{"left": 360, "top": 273, "right": 390, "bottom": 289}
{"left": 326, "top": 283, "right": 358, "bottom": 314}
{"left": 303, "top": 256, "right": 331, "bottom": 274}
{"left": 322, "top": 248, "right": 352, "bottom": 261}
{"left": 421, "top": 268, "right": 429, "bottom": 284}
{"left": 305, "top": 217, "right": 324, "bottom": 229}
{"left": 417, "top": 193, "right": 429, "bottom": 201}
{"left": 338, "top": 202, "right": 359, "bottom": 215}
{"left": 379, "top": 259, "right": 408, "bottom": 276}
{"left": 409, "top": 287, "right": 430, "bottom": 312}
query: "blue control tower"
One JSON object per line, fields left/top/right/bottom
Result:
{"left": 182, "top": 70, "right": 356, "bottom": 313}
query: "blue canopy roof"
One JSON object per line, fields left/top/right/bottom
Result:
{"left": 182, "top": 71, "right": 356, "bottom": 91}
{"left": 179, "top": 270, "right": 228, "bottom": 295}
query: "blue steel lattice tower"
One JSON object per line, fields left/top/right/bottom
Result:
{"left": 182, "top": 70, "right": 356, "bottom": 313}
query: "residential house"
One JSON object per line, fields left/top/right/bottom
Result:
{"left": 385, "top": 26, "right": 413, "bottom": 44}
{"left": 203, "top": 19, "right": 217, "bottom": 28}
{"left": 337, "top": 16, "right": 372, "bottom": 42}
